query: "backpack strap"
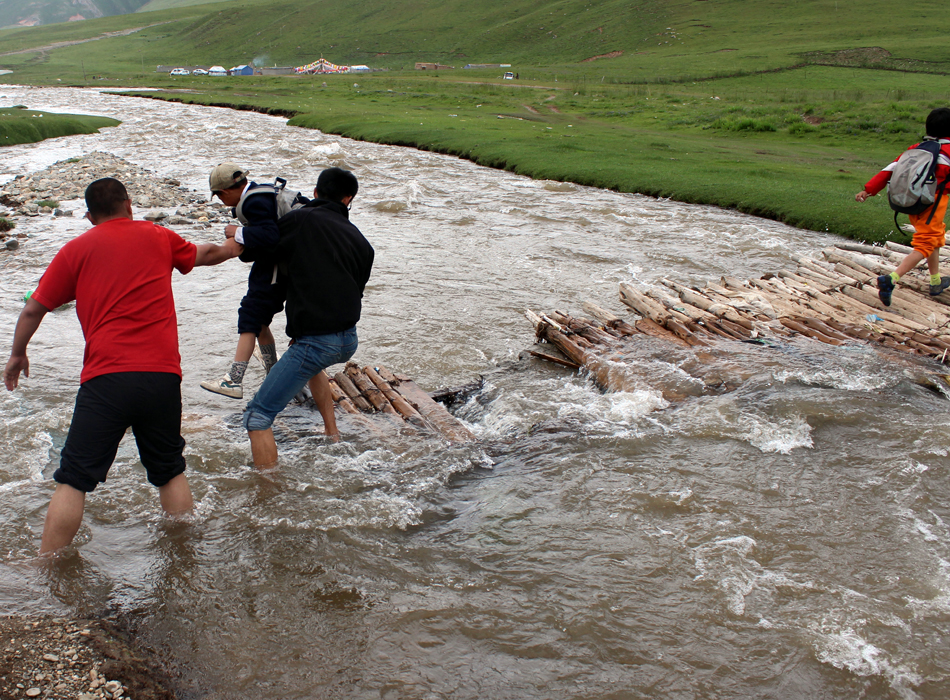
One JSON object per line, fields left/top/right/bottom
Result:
{"left": 235, "top": 184, "right": 277, "bottom": 225}
{"left": 925, "top": 172, "right": 950, "bottom": 225}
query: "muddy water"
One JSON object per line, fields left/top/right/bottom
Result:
{"left": 0, "top": 86, "right": 948, "bottom": 699}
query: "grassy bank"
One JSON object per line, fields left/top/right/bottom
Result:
{"left": 105, "top": 64, "right": 938, "bottom": 243}
{"left": 0, "top": 106, "right": 121, "bottom": 146}
{"left": 1, "top": 0, "right": 949, "bottom": 241}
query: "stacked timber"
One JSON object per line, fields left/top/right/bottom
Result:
{"left": 527, "top": 242, "right": 950, "bottom": 391}
{"left": 324, "top": 362, "right": 475, "bottom": 444}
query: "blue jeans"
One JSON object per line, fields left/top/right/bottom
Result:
{"left": 243, "top": 327, "right": 358, "bottom": 432}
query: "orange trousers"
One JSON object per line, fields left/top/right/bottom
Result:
{"left": 910, "top": 195, "right": 949, "bottom": 257}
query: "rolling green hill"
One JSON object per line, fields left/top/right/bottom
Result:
{"left": 0, "top": 0, "right": 947, "bottom": 77}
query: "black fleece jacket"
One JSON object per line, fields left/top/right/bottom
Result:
{"left": 276, "top": 199, "right": 374, "bottom": 339}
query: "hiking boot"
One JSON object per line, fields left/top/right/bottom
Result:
{"left": 200, "top": 374, "right": 243, "bottom": 399}
{"left": 930, "top": 277, "right": 950, "bottom": 297}
{"left": 877, "top": 274, "right": 895, "bottom": 307}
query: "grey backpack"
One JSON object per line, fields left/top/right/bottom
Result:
{"left": 235, "top": 178, "right": 307, "bottom": 224}
{"left": 887, "top": 138, "right": 950, "bottom": 223}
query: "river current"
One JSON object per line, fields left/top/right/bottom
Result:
{"left": 0, "top": 86, "right": 948, "bottom": 699}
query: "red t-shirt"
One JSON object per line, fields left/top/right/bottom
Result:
{"left": 31, "top": 218, "right": 197, "bottom": 383}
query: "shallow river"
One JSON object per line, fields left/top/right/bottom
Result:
{"left": 0, "top": 86, "right": 948, "bottom": 699}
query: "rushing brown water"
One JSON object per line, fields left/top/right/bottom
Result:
{"left": 1, "top": 86, "right": 948, "bottom": 699}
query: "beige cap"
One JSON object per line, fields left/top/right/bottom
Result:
{"left": 209, "top": 163, "right": 249, "bottom": 192}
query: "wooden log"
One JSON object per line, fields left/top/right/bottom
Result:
{"left": 375, "top": 365, "right": 398, "bottom": 384}
{"left": 645, "top": 288, "right": 707, "bottom": 324}
{"left": 792, "top": 266, "right": 844, "bottom": 288}
{"left": 823, "top": 248, "right": 889, "bottom": 277}
{"left": 634, "top": 318, "right": 691, "bottom": 346}
{"left": 553, "top": 310, "right": 619, "bottom": 345}
{"left": 620, "top": 283, "right": 671, "bottom": 323}
{"left": 824, "top": 319, "right": 874, "bottom": 340}
{"left": 832, "top": 262, "right": 871, "bottom": 285}
{"left": 663, "top": 279, "right": 756, "bottom": 329}
{"left": 328, "top": 379, "right": 361, "bottom": 414}
{"left": 529, "top": 349, "right": 583, "bottom": 369}
{"left": 665, "top": 318, "right": 707, "bottom": 346}
{"left": 582, "top": 302, "right": 638, "bottom": 335}
{"left": 393, "top": 378, "right": 475, "bottom": 443}
{"left": 333, "top": 371, "right": 375, "bottom": 413}
{"left": 345, "top": 363, "right": 399, "bottom": 415}
{"left": 364, "top": 365, "right": 424, "bottom": 422}
{"left": 703, "top": 285, "right": 776, "bottom": 320}
{"left": 795, "top": 317, "right": 853, "bottom": 342}
{"left": 780, "top": 318, "right": 844, "bottom": 345}
{"left": 835, "top": 242, "right": 887, "bottom": 256}
{"left": 777, "top": 271, "right": 829, "bottom": 295}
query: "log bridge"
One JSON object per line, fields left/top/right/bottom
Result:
{"left": 527, "top": 241, "right": 950, "bottom": 395}
{"left": 322, "top": 361, "right": 475, "bottom": 443}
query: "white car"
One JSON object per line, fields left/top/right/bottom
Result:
{"left": 170, "top": 68, "right": 191, "bottom": 76}
{"left": 192, "top": 69, "right": 209, "bottom": 76}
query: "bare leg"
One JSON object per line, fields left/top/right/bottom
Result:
{"left": 233, "top": 331, "right": 258, "bottom": 363}
{"left": 258, "top": 325, "right": 275, "bottom": 347}
{"left": 39, "top": 484, "right": 86, "bottom": 555}
{"left": 309, "top": 371, "right": 339, "bottom": 440}
{"left": 926, "top": 249, "right": 942, "bottom": 276}
{"left": 158, "top": 473, "right": 194, "bottom": 515}
{"left": 895, "top": 250, "right": 925, "bottom": 278}
{"left": 249, "top": 428, "right": 279, "bottom": 470}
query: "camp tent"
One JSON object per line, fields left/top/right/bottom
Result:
{"left": 208, "top": 65, "right": 227, "bottom": 76}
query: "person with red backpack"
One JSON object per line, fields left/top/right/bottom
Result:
{"left": 856, "top": 107, "right": 950, "bottom": 306}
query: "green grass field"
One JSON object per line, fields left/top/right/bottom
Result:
{"left": 0, "top": 0, "right": 948, "bottom": 241}
{"left": 0, "top": 106, "right": 120, "bottom": 146}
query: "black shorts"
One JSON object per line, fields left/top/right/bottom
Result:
{"left": 54, "top": 372, "right": 186, "bottom": 493}
{"left": 237, "top": 284, "right": 284, "bottom": 335}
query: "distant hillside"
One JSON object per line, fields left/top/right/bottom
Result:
{"left": 136, "top": 0, "right": 230, "bottom": 13}
{"left": 0, "top": 0, "right": 149, "bottom": 28}
{"left": 0, "top": 0, "right": 947, "bottom": 79}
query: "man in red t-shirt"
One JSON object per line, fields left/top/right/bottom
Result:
{"left": 3, "top": 178, "right": 242, "bottom": 555}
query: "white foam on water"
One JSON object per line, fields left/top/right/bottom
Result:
{"left": 773, "top": 365, "right": 892, "bottom": 392}
{"left": 738, "top": 412, "right": 813, "bottom": 454}
{"left": 691, "top": 535, "right": 813, "bottom": 616}
{"left": 305, "top": 142, "right": 346, "bottom": 161}
{"left": 812, "top": 629, "right": 923, "bottom": 699}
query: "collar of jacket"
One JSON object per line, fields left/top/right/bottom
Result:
{"left": 304, "top": 198, "right": 349, "bottom": 219}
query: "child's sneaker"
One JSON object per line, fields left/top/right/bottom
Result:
{"left": 877, "top": 274, "right": 895, "bottom": 306}
{"left": 200, "top": 374, "right": 243, "bottom": 399}
{"left": 930, "top": 277, "right": 950, "bottom": 297}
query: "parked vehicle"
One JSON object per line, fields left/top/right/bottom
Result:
{"left": 170, "top": 68, "right": 190, "bottom": 76}
{"left": 192, "top": 68, "right": 209, "bottom": 76}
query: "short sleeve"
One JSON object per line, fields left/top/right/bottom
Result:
{"left": 163, "top": 226, "right": 198, "bottom": 275}
{"left": 31, "top": 249, "right": 77, "bottom": 311}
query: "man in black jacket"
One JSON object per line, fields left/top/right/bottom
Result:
{"left": 242, "top": 167, "right": 374, "bottom": 468}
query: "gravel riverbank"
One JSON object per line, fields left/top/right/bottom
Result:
{"left": 0, "top": 616, "right": 176, "bottom": 700}
{"left": 0, "top": 151, "right": 233, "bottom": 251}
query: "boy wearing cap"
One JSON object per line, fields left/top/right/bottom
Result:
{"left": 201, "top": 163, "right": 289, "bottom": 399}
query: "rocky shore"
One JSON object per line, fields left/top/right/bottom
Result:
{"left": 0, "top": 151, "right": 234, "bottom": 251}
{"left": 0, "top": 617, "right": 176, "bottom": 700}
